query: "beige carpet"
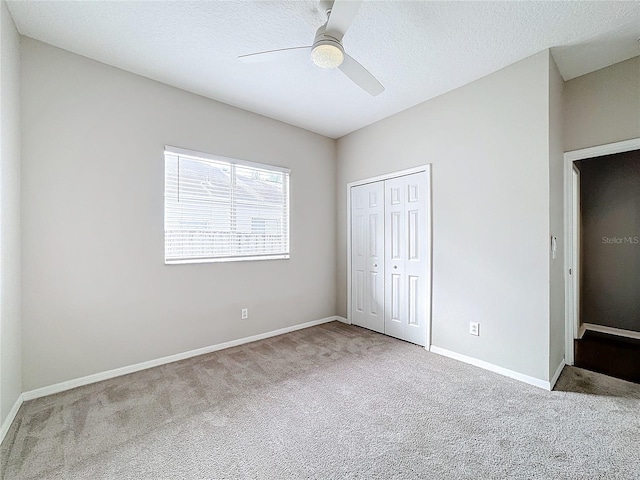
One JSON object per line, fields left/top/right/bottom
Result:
{"left": 2, "top": 321, "right": 640, "bottom": 479}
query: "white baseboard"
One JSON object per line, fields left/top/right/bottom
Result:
{"left": 430, "top": 346, "right": 553, "bottom": 390}
{"left": 336, "top": 316, "right": 350, "bottom": 324}
{"left": 0, "top": 393, "right": 24, "bottom": 445}
{"left": 578, "top": 324, "right": 587, "bottom": 339}
{"left": 550, "top": 359, "right": 565, "bottom": 390}
{"left": 582, "top": 323, "right": 640, "bottom": 341}
{"left": 23, "top": 316, "right": 339, "bottom": 402}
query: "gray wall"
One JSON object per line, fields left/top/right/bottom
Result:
{"left": 21, "top": 39, "right": 337, "bottom": 391}
{"left": 564, "top": 56, "right": 640, "bottom": 152}
{"left": 577, "top": 151, "right": 640, "bottom": 332}
{"left": 0, "top": 0, "right": 22, "bottom": 433}
{"left": 337, "top": 51, "right": 554, "bottom": 382}
{"left": 548, "top": 54, "right": 565, "bottom": 378}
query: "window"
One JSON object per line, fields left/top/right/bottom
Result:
{"left": 164, "top": 146, "right": 290, "bottom": 264}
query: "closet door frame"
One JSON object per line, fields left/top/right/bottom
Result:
{"left": 346, "top": 165, "right": 433, "bottom": 350}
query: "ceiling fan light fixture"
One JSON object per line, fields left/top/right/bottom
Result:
{"left": 311, "top": 42, "right": 344, "bottom": 69}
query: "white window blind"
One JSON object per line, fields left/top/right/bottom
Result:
{"left": 164, "top": 146, "right": 290, "bottom": 264}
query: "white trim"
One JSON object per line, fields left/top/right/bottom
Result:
{"left": 582, "top": 323, "right": 640, "bottom": 341}
{"left": 22, "top": 316, "right": 339, "bottom": 401}
{"left": 346, "top": 184, "right": 352, "bottom": 327}
{"left": 164, "top": 145, "right": 291, "bottom": 174}
{"left": 571, "top": 166, "right": 580, "bottom": 344}
{"left": 564, "top": 155, "right": 573, "bottom": 364}
{"left": 564, "top": 137, "right": 640, "bottom": 367}
{"left": 0, "top": 394, "right": 24, "bottom": 445}
{"left": 564, "top": 165, "right": 581, "bottom": 365}
{"left": 430, "top": 346, "right": 553, "bottom": 390}
{"left": 166, "top": 254, "right": 289, "bottom": 265}
{"left": 578, "top": 323, "right": 587, "bottom": 339}
{"left": 335, "top": 316, "right": 350, "bottom": 324}
{"left": 564, "top": 138, "right": 640, "bottom": 162}
{"left": 346, "top": 165, "right": 432, "bottom": 349}
{"left": 347, "top": 165, "right": 430, "bottom": 189}
{"left": 426, "top": 168, "right": 434, "bottom": 350}
{"left": 549, "top": 360, "right": 565, "bottom": 390}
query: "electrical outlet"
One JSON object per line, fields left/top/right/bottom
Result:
{"left": 469, "top": 322, "right": 480, "bottom": 336}
{"left": 241, "top": 308, "right": 248, "bottom": 320}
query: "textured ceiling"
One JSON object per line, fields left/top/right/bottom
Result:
{"left": 7, "top": 1, "right": 640, "bottom": 138}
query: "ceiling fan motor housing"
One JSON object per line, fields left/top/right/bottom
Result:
{"left": 311, "top": 24, "right": 345, "bottom": 68}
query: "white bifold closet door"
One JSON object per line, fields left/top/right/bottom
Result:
{"left": 350, "top": 171, "right": 428, "bottom": 346}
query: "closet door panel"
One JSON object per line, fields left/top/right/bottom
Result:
{"left": 384, "top": 172, "right": 427, "bottom": 346}
{"left": 384, "top": 176, "right": 407, "bottom": 340}
{"left": 351, "top": 182, "right": 384, "bottom": 333}
{"left": 403, "top": 172, "right": 428, "bottom": 346}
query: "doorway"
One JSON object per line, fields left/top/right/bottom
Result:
{"left": 565, "top": 138, "right": 640, "bottom": 381}
{"left": 347, "top": 166, "right": 432, "bottom": 348}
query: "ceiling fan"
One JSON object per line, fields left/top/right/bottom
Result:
{"left": 238, "top": 0, "right": 384, "bottom": 96}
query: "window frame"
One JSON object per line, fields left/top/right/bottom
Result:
{"left": 164, "top": 145, "right": 291, "bottom": 265}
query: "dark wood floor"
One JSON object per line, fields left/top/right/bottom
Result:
{"left": 575, "top": 330, "right": 640, "bottom": 384}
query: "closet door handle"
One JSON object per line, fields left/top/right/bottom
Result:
{"left": 393, "top": 265, "right": 398, "bottom": 269}
{"left": 373, "top": 263, "right": 378, "bottom": 267}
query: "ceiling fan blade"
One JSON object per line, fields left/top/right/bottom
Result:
{"left": 339, "top": 53, "right": 385, "bottom": 96}
{"left": 325, "top": 0, "right": 363, "bottom": 41}
{"left": 238, "top": 46, "right": 311, "bottom": 64}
